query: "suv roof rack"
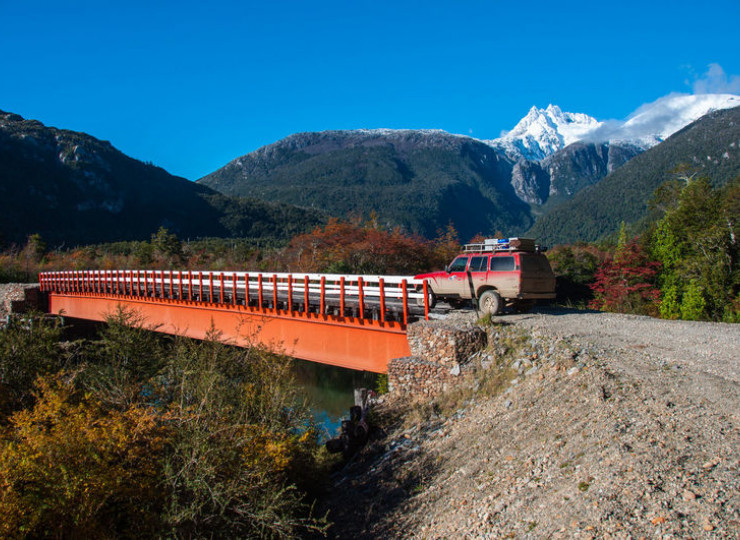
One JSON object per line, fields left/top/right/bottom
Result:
{"left": 462, "top": 237, "right": 538, "bottom": 253}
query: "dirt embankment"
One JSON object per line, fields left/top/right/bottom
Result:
{"left": 320, "top": 308, "right": 740, "bottom": 539}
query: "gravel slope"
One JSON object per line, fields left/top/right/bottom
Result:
{"left": 321, "top": 307, "right": 740, "bottom": 539}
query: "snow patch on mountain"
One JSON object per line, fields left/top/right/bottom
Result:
{"left": 584, "top": 93, "right": 740, "bottom": 147}
{"left": 486, "top": 94, "right": 740, "bottom": 162}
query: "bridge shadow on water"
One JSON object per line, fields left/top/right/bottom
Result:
{"left": 291, "top": 359, "right": 380, "bottom": 441}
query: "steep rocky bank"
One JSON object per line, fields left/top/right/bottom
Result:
{"left": 320, "top": 308, "right": 740, "bottom": 538}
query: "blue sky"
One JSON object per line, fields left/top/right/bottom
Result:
{"left": 2, "top": 0, "right": 739, "bottom": 180}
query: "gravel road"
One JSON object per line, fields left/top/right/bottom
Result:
{"left": 500, "top": 307, "right": 740, "bottom": 384}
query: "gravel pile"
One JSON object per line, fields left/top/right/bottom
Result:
{"left": 320, "top": 307, "right": 740, "bottom": 538}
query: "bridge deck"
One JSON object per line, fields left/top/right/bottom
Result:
{"left": 41, "top": 270, "right": 431, "bottom": 373}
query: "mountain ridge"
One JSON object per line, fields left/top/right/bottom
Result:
{"left": 0, "top": 110, "right": 325, "bottom": 246}
{"left": 198, "top": 129, "right": 531, "bottom": 241}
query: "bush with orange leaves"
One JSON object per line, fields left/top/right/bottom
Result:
{"left": 0, "top": 310, "right": 329, "bottom": 538}
{"left": 0, "top": 375, "right": 168, "bottom": 537}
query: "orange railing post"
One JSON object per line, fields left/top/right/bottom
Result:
{"left": 258, "top": 274, "right": 264, "bottom": 307}
{"left": 320, "top": 276, "right": 326, "bottom": 315}
{"left": 358, "top": 277, "right": 364, "bottom": 319}
{"left": 402, "top": 279, "right": 409, "bottom": 326}
{"left": 272, "top": 274, "right": 278, "bottom": 310}
{"left": 232, "top": 273, "right": 237, "bottom": 305}
{"left": 209, "top": 273, "right": 214, "bottom": 303}
{"left": 304, "top": 276, "right": 309, "bottom": 313}
{"left": 288, "top": 275, "right": 293, "bottom": 312}
{"left": 340, "top": 276, "right": 345, "bottom": 315}
{"left": 423, "top": 280, "right": 429, "bottom": 320}
{"left": 379, "top": 278, "right": 386, "bottom": 323}
{"left": 219, "top": 273, "right": 225, "bottom": 304}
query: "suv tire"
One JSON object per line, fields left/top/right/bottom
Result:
{"left": 416, "top": 288, "right": 436, "bottom": 309}
{"left": 479, "top": 290, "right": 502, "bottom": 315}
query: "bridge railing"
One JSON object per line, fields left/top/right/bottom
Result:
{"left": 39, "top": 270, "right": 431, "bottom": 324}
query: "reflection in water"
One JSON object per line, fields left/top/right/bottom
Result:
{"left": 291, "top": 358, "right": 379, "bottom": 440}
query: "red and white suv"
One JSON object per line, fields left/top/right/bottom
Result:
{"left": 415, "top": 238, "right": 556, "bottom": 315}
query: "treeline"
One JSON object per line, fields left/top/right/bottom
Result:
{"left": 551, "top": 176, "right": 740, "bottom": 322}
{"left": 0, "top": 220, "right": 463, "bottom": 281}
{"left": 0, "top": 310, "right": 329, "bottom": 538}
{"left": 3, "top": 175, "right": 738, "bottom": 323}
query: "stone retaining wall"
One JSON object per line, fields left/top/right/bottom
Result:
{"left": 0, "top": 284, "right": 47, "bottom": 323}
{"left": 389, "top": 320, "right": 486, "bottom": 395}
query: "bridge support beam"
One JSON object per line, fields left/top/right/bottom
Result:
{"left": 49, "top": 294, "right": 410, "bottom": 373}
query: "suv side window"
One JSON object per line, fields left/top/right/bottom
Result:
{"left": 468, "top": 256, "right": 487, "bottom": 272}
{"left": 448, "top": 256, "right": 469, "bottom": 272}
{"left": 490, "top": 256, "right": 515, "bottom": 272}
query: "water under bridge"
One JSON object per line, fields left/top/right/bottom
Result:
{"left": 39, "top": 270, "right": 432, "bottom": 373}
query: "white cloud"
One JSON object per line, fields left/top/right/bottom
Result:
{"left": 692, "top": 63, "right": 740, "bottom": 94}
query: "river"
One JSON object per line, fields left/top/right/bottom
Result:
{"left": 291, "top": 358, "right": 380, "bottom": 440}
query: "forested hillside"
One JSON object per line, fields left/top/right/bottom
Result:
{"left": 198, "top": 130, "right": 532, "bottom": 241}
{"left": 0, "top": 111, "right": 325, "bottom": 246}
{"left": 529, "top": 106, "right": 740, "bottom": 245}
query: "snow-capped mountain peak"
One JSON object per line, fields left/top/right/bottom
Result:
{"left": 486, "top": 93, "right": 740, "bottom": 162}
{"left": 486, "top": 105, "right": 602, "bottom": 161}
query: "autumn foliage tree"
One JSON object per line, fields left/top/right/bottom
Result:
{"left": 589, "top": 239, "right": 662, "bottom": 316}
{"left": 283, "top": 218, "right": 456, "bottom": 275}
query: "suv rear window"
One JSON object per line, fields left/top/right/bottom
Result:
{"left": 519, "top": 255, "right": 552, "bottom": 273}
{"left": 490, "top": 256, "right": 515, "bottom": 272}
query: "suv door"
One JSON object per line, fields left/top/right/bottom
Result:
{"left": 439, "top": 255, "right": 470, "bottom": 297}
{"left": 488, "top": 254, "right": 519, "bottom": 298}
{"left": 467, "top": 255, "right": 489, "bottom": 299}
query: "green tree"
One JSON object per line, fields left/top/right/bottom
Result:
{"left": 680, "top": 280, "right": 706, "bottom": 321}
{"left": 649, "top": 176, "right": 739, "bottom": 321}
{"left": 151, "top": 226, "right": 183, "bottom": 261}
{"left": 23, "top": 233, "right": 47, "bottom": 262}
{"left": 0, "top": 315, "right": 67, "bottom": 419}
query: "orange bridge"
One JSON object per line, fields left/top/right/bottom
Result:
{"left": 39, "top": 270, "right": 431, "bottom": 373}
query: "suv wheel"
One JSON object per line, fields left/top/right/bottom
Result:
{"left": 416, "top": 288, "right": 436, "bottom": 309}
{"left": 479, "top": 290, "right": 502, "bottom": 315}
